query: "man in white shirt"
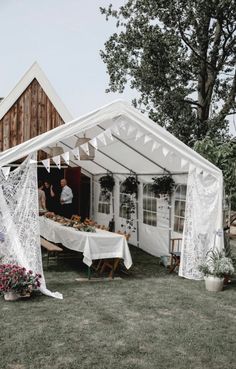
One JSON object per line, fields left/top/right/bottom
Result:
{"left": 60, "top": 178, "right": 73, "bottom": 219}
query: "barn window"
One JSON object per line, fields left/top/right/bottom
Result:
{"left": 143, "top": 184, "right": 157, "bottom": 227}
{"left": 98, "top": 190, "right": 111, "bottom": 214}
{"left": 174, "top": 184, "right": 187, "bottom": 233}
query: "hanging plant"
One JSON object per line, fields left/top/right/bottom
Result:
{"left": 122, "top": 176, "right": 139, "bottom": 196}
{"left": 99, "top": 174, "right": 115, "bottom": 192}
{"left": 120, "top": 197, "right": 136, "bottom": 233}
{"left": 151, "top": 175, "right": 175, "bottom": 197}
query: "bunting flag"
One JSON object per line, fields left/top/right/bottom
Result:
{"left": 42, "top": 158, "right": 50, "bottom": 173}
{"left": 1, "top": 167, "right": 10, "bottom": 180}
{"left": 118, "top": 120, "right": 126, "bottom": 129}
{"left": 135, "top": 130, "right": 144, "bottom": 141}
{"left": 111, "top": 124, "right": 120, "bottom": 136}
{"left": 90, "top": 137, "right": 98, "bottom": 149}
{"left": 162, "top": 147, "right": 169, "bottom": 157}
{"left": 202, "top": 171, "right": 208, "bottom": 179}
{"left": 80, "top": 142, "right": 89, "bottom": 154}
{"left": 189, "top": 163, "right": 196, "bottom": 172}
{"left": 72, "top": 147, "right": 80, "bottom": 160}
{"left": 29, "top": 159, "right": 38, "bottom": 164}
{"left": 144, "top": 135, "right": 152, "bottom": 145}
{"left": 127, "top": 124, "right": 136, "bottom": 136}
{"left": 52, "top": 155, "right": 61, "bottom": 169}
{"left": 97, "top": 132, "right": 107, "bottom": 146}
{"left": 180, "top": 158, "right": 188, "bottom": 168}
{"left": 104, "top": 128, "right": 114, "bottom": 141}
{"left": 61, "top": 151, "right": 70, "bottom": 165}
{"left": 151, "top": 142, "right": 160, "bottom": 152}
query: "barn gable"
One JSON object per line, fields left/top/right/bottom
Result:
{"left": 0, "top": 62, "right": 72, "bottom": 152}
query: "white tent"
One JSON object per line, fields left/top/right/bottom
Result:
{"left": 0, "top": 100, "right": 224, "bottom": 281}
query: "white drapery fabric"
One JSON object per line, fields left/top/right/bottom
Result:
{"left": 179, "top": 167, "right": 224, "bottom": 280}
{"left": 0, "top": 155, "right": 62, "bottom": 299}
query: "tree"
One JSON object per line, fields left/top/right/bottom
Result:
{"left": 100, "top": 0, "right": 236, "bottom": 146}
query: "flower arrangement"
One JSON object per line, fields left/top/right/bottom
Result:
{"left": 151, "top": 175, "right": 175, "bottom": 197}
{"left": 0, "top": 264, "right": 41, "bottom": 296}
{"left": 199, "top": 249, "right": 234, "bottom": 278}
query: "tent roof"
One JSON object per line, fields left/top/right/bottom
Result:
{"left": 0, "top": 100, "right": 222, "bottom": 179}
{"left": 0, "top": 62, "right": 73, "bottom": 122}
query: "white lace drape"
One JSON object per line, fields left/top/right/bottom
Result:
{"left": 179, "top": 167, "right": 224, "bottom": 280}
{"left": 0, "top": 155, "right": 62, "bottom": 299}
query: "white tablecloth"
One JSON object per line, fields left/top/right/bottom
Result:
{"left": 39, "top": 217, "right": 132, "bottom": 269}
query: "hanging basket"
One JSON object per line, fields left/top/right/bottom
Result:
{"left": 99, "top": 175, "right": 115, "bottom": 192}
{"left": 151, "top": 175, "right": 175, "bottom": 197}
{"left": 75, "top": 137, "right": 95, "bottom": 161}
{"left": 122, "top": 176, "right": 139, "bottom": 196}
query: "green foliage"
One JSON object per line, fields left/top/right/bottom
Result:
{"left": 194, "top": 137, "right": 236, "bottom": 195}
{"left": 100, "top": 1, "right": 236, "bottom": 145}
{"left": 99, "top": 174, "right": 115, "bottom": 192}
{"left": 122, "top": 176, "right": 139, "bottom": 196}
{"left": 151, "top": 175, "right": 175, "bottom": 196}
{"left": 198, "top": 248, "right": 234, "bottom": 277}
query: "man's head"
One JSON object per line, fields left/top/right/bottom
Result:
{"left": 60, "top": 179, "right": 67, "bottom": 188}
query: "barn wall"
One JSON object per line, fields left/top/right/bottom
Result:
{"left": 0, "top": 78, "right": 64, "bottom": 152}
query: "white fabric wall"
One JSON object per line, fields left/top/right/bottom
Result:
{"left": 0, "top": 156, "right": 62, "bottom": 299}
{"left": 179, "top": 168, "right": 224, "bottom": 280}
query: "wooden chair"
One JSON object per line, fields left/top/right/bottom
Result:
{"left": 169, "top": 238, "right": 182, "bottom": 273}
{"left": 40, "top": 237, "right": 63, "bottom": 269}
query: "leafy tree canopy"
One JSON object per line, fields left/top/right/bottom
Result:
{"left": 100, "top": 0, "right": 236, "bottom": 146}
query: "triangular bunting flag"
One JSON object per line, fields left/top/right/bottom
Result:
{"left": 135, "top": 130, "right": 144, "bottom": 141}
{"left": 97, "top": 133, "right": 107, "bottom": 146}
{"left": 127, "top": 124, "right": 136, "bottom": 136}
{"left": 1, "top": 167, "right": 10, "bottom": 180}
{"left": 61, "top": 151, "right": 70, "bottom": 165}
{"left": 72, "top": 147, "right": 80, "bottom": 160}
{"left": 144, "top": 135, "right": 153, "bottom": 145}
{"left": 162, "top": 147, "right": 169, "bottom": 157}
{"left": 202, "top": 171, "right": 208, "bottom": 179}
{"left": 42, "top": 159, "right": 50, "bottom": 173}
{"left": 111, "top": 124, "right": 120, "bottom": 136}
{"left": 180, "top": 158, "right": 188, "bottom": 168}
{"left": 90, "top": 137, "right": 98, "bottom": 149}
{"left": 52, "top": 155, "right": 61, "bottom": 169}
{"left": 151, "top": 142, "right": 160, "bottom": 152}
{"left": 104, "top": 128, "right": 114, "bottom": 141}
{"left": 118, "top": 120, "right": 126, "bottom": 129}
{"left": 81, "top": 142, "right": 90, "bottom": 154}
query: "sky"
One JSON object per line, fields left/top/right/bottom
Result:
{"left": 0, "top": 0, "right": 235, "bottom": 134}
{"left": 0, "top": 0, "right": 135, "bottom": 117}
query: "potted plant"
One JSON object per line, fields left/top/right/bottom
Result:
{"left": 99, "top": 174, "right": 115, "bottom": 193}
{"left": 151, "top": 175, "right": 175, "bottom": 197}
{"left": 0, "top": 264, "right": 42, "bottom": 301}
{"left": 122, "top": 176, "right": 139, "bottom": 196}
{"left": 198, "top": 249, "right": 234, "bottom": 292}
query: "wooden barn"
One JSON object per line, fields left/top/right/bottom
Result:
{"left": 0, "top": 62, "right": 90, "bottom": 218}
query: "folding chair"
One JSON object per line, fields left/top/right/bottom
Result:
{"left": 169, "top": 238, "right": 182, "bottom": 273}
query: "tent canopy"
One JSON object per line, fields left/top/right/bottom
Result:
{"left": 0, "top": 100, "right": 221, "bottom": 180}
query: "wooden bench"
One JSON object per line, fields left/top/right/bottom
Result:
{"left": 40, "top": 237, "right": 63, "bottom": 268}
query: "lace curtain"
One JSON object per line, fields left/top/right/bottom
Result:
{"left": 179, "top": 167, "right": 224, "bottom": 280}
{"left": 0, "top": 155, "right": 62, "bottom": 299}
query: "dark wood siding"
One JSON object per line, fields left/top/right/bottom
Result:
{"left": 0, "top": 78, "right": 64, "bottom": 152}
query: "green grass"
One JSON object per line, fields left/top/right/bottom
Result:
{"left": 1, "top": 244, "right": 236, "bottom": 369}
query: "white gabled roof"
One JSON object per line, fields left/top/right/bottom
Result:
{"left": 0, "top": 62, "right": 73, "bottom": 122}
{"left": 0, "top": 100, "right": 222, "bottom": 179}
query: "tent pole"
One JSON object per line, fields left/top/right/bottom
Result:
{"left": 168, "top": 195, "right": 172, "bottom": 254}
{"left": 97, "top": 124, "right": 170, "bottom": 174}
{"left": 91, "top": 174, "right": 95, "bottom": 219}
{"left": 136, "top": 175, "right": 140, "bottom": 248}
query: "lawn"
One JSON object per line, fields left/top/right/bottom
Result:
{"left": 1, "top": 244, "right": 236, "bottom": 369}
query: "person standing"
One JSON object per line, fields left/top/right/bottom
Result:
{"left": 38, "top": 181, "right": 46, "bottom": 211}
{"left": 60, "top": 178, "right": 73, "bottom": 219}
{"left": 43, "top": 181, "right": 55, "bottom": 212}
